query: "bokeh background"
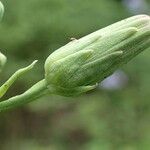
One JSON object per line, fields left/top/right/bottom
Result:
{"left": 0, "top": 0, "right": 150, "bottom": 150}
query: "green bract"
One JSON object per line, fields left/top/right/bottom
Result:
{"left": 45, "top": 15, "right": 150, "bottom": 96}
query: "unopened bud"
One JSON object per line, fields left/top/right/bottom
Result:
{"left": 45, "top": 15, "right": 150, "bottom": 96}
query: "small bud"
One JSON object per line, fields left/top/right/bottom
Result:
{"left": 0, "top": 1, "right": 4, "bottom": 21}
{"left": 45, "top": 15, "right": 150, "bottom": 97}
{"left": 0, "top": 52, "right": 6, "bottom": 72}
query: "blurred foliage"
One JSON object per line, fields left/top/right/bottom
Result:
{"left": 0, "top": 0, "right": 150, "bottom": 150}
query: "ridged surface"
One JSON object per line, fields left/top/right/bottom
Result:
{"left": 45, "top": 15, "right": 150, "bottom": 96}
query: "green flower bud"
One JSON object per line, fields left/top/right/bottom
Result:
{"left": 45, "top": 15, "right": 150, "bottom": 96}
{"left": 0, "top": 15, "right": 150, "bottom": 111}
{"left": 0, "top": 1, "right": 4, "bottom": 21}
{"left": 0, "top": 52, "right": 6, "bottom": 72}
{"left": 0, "top": 2, "right": 5, "bottom": 71}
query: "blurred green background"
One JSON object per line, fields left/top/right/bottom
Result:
{"left": 0, "top": 0, "right": 150, "bottom": 150}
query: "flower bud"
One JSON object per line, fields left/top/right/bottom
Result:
{"left": 0, "top": 1, "right": 4, "bottom": 21}
{"left": 45, "top": 15, "right": 150, "bottom": 96}
{"left": 0, "top": 52, "right": 6, "bottom": 72}
{"left": 0, "top": 2, "right": 5, "bottom": 72}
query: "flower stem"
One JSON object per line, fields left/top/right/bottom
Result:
{"left": 0, "top": 79, "right": 49, "bottom": 112}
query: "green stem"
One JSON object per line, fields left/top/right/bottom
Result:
{"left": 0, "top": 79, "right": 49, "bottom": 112}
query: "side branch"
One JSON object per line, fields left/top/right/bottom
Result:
{"left": 0, "top": 79, "right": 49, "bottom": 112}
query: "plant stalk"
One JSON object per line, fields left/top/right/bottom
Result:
{"left": 0, "top": 79, "right": 49, "bottom": 112}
